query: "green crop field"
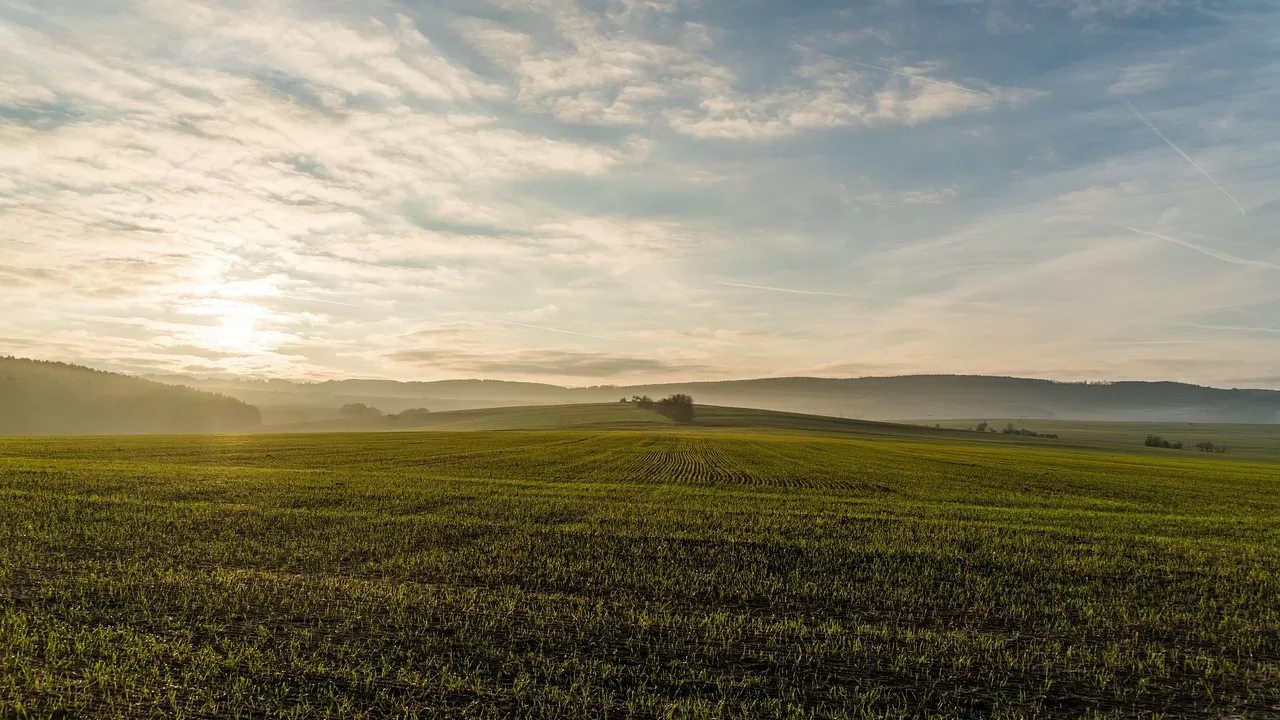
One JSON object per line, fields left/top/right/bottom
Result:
{"left": 926, "top": 419, "right": 1280, "bottom": 462}
{"left": 2, "top": 415, "right": 1278, "bottom": 718}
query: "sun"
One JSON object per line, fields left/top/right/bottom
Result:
{"left": 191, "top": 301, "right": 268, "bottom": 354}
{"left": 210, "top": 314, "right": 258, "bottom": 351}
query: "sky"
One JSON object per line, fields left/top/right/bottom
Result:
{"left": 2, "top": 0, "right": 1279, "bottom": 387}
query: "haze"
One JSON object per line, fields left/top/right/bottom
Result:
{"left": 2, "top": 0, "right": 1279, "bottom": 388}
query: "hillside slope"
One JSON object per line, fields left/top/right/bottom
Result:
{"left": 612, "top": 376, "right": 1280, "bottom": 422}
{"left": 264, "top": 402, "right": 999, "bottom": 444}
{"left": 0, "top": 357, "right": 261, "bottom": 435}
{"left": 261, "top": 402, "right": 676, "bottom": 433}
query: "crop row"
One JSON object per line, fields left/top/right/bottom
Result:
{"left": 1, "top": 430, "right": 1277, "bottom": 718}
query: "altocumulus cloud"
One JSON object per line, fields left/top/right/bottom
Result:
{"left": 0, "top": 0, "right": 1278, "bottom": 386}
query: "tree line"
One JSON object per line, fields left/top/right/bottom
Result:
{"left": 1145, "top": 435, "right": 1228, "bottom": 453}
{"left": 972, "top": 421, "right": 1059, "bottom": 439}
{"left": 339, "top": 404, "right": 432, "bottom": 426}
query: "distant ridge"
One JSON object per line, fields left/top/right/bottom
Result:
{"left": 147, "top": 372, "right": 1280, "bottom": 424}
{"left": 1, "top": 357, "right": 261, "bottom": 435}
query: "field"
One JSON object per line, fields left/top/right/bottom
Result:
{"left": 258, "top": 402, "right": 967, "bottom": 436}
{"left": 926, "top": 419, "right": 1280, "bottom": 462}
{"left": 2, "top": 412, "right": 1279, "bottom": 718}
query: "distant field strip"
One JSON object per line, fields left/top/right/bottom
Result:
{"left": 1, "top": 430, "right": 1278, "bottom": 718}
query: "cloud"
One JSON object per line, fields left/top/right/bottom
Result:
{"left": 660, "top": 57, "right": 1013, "bottom": 139}
{"left": 1179, "top": 323, "right": 1280, "bottom": 334}
{"left": 151, "top": 3, "right": 507, "bottom": 103}
{"left": 461, "top": 7, "right": 1025, "bottom": 140}
{"left": 489, "top": 319, "right": 611, "bottom": 340}
{"left": 985, "top": 9, "right": 1035, "bottom": 35}
{"left": 803, "top": 360, "right": 908, "bottom": 376}
{"left": 714, "top": 281, "right": 865, "bottom": 300}
{"left": 1109, "top": 62, "right": 1175, "bottom": 95}
{"left": 0, "top": 264, "right": 58, "bottom": 285}
{"left": 1230, "top": 375, "right": 1280, "bottom": 386}
{"left": 1, "top": 0, "right": 1277, "bottom": 385}
{"left": 799, "top": 51, "right": 990, "bottom": 98}
{"left": 857, "top": 187, "right": 960, "bottom": 208}
{"left": 1089, "top": 340, "right": 1215, "bottom": 345}
{"left": 388, "top": 347, "right": 710, "bottom": 378}
{"left": 1053, "top": 0, "right": 1191, "bottom": 20}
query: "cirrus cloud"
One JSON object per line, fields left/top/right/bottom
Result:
{"left": 1, "top": 0, "right": 1278, "bottom": 387}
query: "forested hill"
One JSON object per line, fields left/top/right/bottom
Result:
{"left": 151, "top": 373, "right": 1280, "bottom": 424}
{"left": 0, "top": 357, "right": 261, "bottom": 435}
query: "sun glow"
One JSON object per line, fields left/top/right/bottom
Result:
{"left": 209, "top": 313, "right": 259, "bottom": 352}
{"left": 182, "top": 298, "right": 274, "bottom": 355}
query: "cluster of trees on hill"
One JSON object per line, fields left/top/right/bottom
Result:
{"left": 622, "top": 394, "right": 696, "bottom": 424}
{"left": 972, "top": 422, "right": 1059, "bottom": 439}
{"left": 338, "top": 403, "right": 384, "bottom": 420}
{"left": 1144, "top": 435, "right": 1228, "bottom": 453}
{"left": 999, "top": 423, "right": 1059, "bottom": 439}
{"left": 0, "top": 357, "right": 260, "bottom": 435}
{"left": 338, "top": 403, "right": 431, "bottom": 426}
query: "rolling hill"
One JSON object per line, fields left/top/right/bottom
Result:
{"left": 0, "top": 357, "right": 261, "bottom": 435}
{"left": 254, "top": 401, "right": 1280, "bottom": 459}
{"left": 152, "top": 373, "right": 1280, "bottom": 424}
{"left": 260, "top": 402, "right": 1065, "bottom": 444}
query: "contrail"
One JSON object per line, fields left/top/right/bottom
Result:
{"left": 715, "top": 281, "right": 865, "bottom": 299}
{"left": 1125, "top": 226, "right": 1280, "bottom": 270}
{"left": 801, "top": 48, "right": 990, "bottom": 97}
{"left": 1121, "top": 98, "right": 1247, "bottom": 216}
{"left": 490, "top": 319, "right": 610, "bottom": 340}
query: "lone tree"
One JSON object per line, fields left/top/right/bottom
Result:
{"left": 655, "top": 394, "right": 695, "bottom": 424}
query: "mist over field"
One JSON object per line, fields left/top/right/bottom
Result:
{"left": 4, "top": 355, "right": 1279, "bottom": 436}
{"left": 152, "top": 371, "right": 1280, "bottom": 425}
